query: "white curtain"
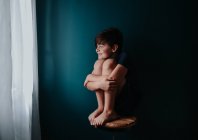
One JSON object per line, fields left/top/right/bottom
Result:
{"left": 0, "top": 0, "right": 41, "bottom": 140}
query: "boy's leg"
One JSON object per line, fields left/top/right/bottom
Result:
{"left": 93, "top": 59, "right": 119, "bottom": 126}
{"left": 88, "top": 59, "right": 105, "bottom": 125}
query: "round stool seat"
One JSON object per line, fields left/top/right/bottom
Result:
{"left": 104, "top": 116, "right": 136, "bottom": 129}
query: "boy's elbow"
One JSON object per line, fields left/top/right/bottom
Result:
{"left": 87, "top": 87, "right": 97, "bottom": 92}
{"left": 85, "top": 82, "right": 96, "bottom": 91}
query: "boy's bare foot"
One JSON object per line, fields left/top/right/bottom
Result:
{"left": 88, "top": 109, "right": 103, "bottom": 125}
{"left": 93, "top": 111, "right": 119, "bottom": 126}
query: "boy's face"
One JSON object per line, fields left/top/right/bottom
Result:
{"left": 96, "top": 43, "right": 114, "bottom": 59}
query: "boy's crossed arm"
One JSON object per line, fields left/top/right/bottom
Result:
{"left": 84, "top": 64, "right": 128, "bottom": 91}
{"left": 108, "top": 64, "right": 128, "bottom": 83}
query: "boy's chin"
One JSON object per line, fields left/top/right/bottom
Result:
{"left": 98, "top": 57, "right": 106, "bottom": 60}
{"left": 98, "top": 55, "right": 109, "bottom": 60}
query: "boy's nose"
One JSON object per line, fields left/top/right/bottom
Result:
{"left": 96, "top": 48, "right": 100, "bottom": 53}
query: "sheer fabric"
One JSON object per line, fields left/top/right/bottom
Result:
{"left": 0, "top": 0, "right": 41, "bottom": 140}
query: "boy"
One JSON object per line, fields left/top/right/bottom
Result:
{"left": 84, "top": 28, "right": 127, "bottom": 126}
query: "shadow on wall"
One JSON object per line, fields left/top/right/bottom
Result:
{"left": 113, "top": 36, "right": 165, "bottom": 140}
{"left": 114, "top": 58, "right": 141, "bottom": 117}
{"left": 115, "top": 36, "right": 163, "bottom": 117}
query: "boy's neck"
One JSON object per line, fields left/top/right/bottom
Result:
{"left": 100, "top": 53, "right": 119, "bottom": 60}
{"left": 109, "top": 53, "right": 118, "bottom": 59}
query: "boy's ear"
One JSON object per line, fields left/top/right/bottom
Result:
{"left": 112, "top": 44, "right": 118, "bottom": 52}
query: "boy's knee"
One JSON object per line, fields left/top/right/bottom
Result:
{"left": 94, "top": 59, "right": 105, "bottom": 72}
{"left": 102, "top": 59, "right": 117, "bottom": 74}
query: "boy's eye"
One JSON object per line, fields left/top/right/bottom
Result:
{"left": 98, "top": 45, "right": 104, "bottom": 48}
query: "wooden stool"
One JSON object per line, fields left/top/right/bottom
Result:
{"left": 104, "top": 116, "right": 136, "bottom": 129}
{"left": 100, "top": 116, "right": 137, "bottom": 140}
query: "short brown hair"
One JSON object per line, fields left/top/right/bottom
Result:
{"left": 95, "top": 27, "right": 123, "bottom": 54}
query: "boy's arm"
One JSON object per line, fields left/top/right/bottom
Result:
{"left": 108, "top": 52, "right": 128, "bottom": 83}
{"left": 85, "top": 81, "right": 101, "bottom": 91}
{"left": 84, "top": 55, "right": 128, "bottom": 91}
{"left": 84, "top": 69, "right": 101, "bottom": 87}
{"left": 85, "top": 78, "right": 117, "bottom": 92}
{"left": 84, "top": 74, "right": 103, "bottom": 83}
{"left": 84, "top": 72, "right": 117, "bottom": 91}
{"left": 86, "top": 81, "right": 104, "bottom": 91}
{"left": 84, "top": 68, "right": 103, "bottom": 91}
{"left": 84, "top": 64, "right": 127, "bottom": 90}
{"left": 84, "top": 73, "right": 108, "bottom": 91}
{"left": 108, "top": 64, "right": 128, "bottom": 84}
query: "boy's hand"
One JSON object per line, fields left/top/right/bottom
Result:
{"left": 99, "top": 76, "right": 117, "bottom": 91}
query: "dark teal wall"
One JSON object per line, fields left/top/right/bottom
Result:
{"left": 36, "top": 0, "right": 197, "bottom": 140}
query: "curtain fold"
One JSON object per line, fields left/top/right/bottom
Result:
{"left": 0, "top": 0, "right": 41, "bottom": 140}
{"left": 0, "top": 0, "right": 14, "bottom": 139}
